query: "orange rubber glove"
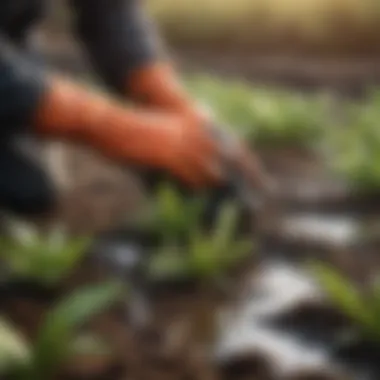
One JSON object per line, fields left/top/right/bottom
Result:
{"left": 126, "top": 63, "right": 272, "bottom": 193}
{"left": 126, "top": 63, "right": 206, "bottom": 121}
{"left": 33, "top": 76, "right": 225, "bottom": 190}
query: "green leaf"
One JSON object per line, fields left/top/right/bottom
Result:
{"left": 312, "top": 263, "right": 376, "bottom": 331}
{"left": 0, "top": 318, "right": 30, "bottom": 375}
{"left": 0, "top": 228, "right": 91, "bottom": 285}
{"left": 148, "top": 247, "right": 188, "bottom": 279}
{"left": 29, "top": 281, "right": 124, "bottom": 379}
{"left": 211, "top": 202, "right": 240, "bottom": 255}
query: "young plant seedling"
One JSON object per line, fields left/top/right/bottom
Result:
{"left": 313, "top": 262, "right": 380, "bottom": 341}
{"left": 0, "top": 223, "right": 92, "bottom": 286}
{"left": 147, "top": 184, "right": 253, "bottom": 283}
{"left": 5, "top": 280, "right": 124, "bottom": 380}
{"left": 186, "top": 74, "right": 329, "bottom": 149}
{"left": 328, "top": 92, "right": 380, "bottom": 192}
{"left": 0, "top": 317, "right": 31, "bottom": 376}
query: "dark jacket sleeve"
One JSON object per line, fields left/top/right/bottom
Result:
{"left": 0, "top": 34, "right": 46, "bottom": 137}
{"left": 70, "top": 0, "right": 163, "bottom": 93}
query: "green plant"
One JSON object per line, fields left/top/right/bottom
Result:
{"left": 148, "top": 194, "right": 253, "bottom": 282}
{"left": 4, "top": 281, "right": 124, "bottom": 380}
{"left": 185, "top": 74, "right": 330, "bottom": 148}
{"left": 136, "top": 183, "right": 205, "bottom": 243}
{"left": 328, "top": 90, "right": 380, "bottom": 191}
{"left": 313, "top": 262, "right": 380, "bottom": 339}
{"left": 0, "top": 317, "right": 31, "bottom": 375}
{"left": 0, "top": 224, "right": 92, "bottom": 285}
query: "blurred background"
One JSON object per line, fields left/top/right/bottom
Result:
{"left": 40, "top": 0, "right": 380, "bottom": 92}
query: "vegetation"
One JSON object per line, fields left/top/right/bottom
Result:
{"left": 186, "top": 75, "right": 380, "bottom": 192}
{"left": 313, "top": 262, "right": 380, "bottom": 340}
{"left": 327, "top": 89, "right": 380, "bottom": 191}
{"left": 3, "top": 65, "right": 380, "bottom": 378}
{"left": 186, "top": 74, "right": 331, "bottom": 148}
{"left": 140, "top": 184, "right": 253, "bottom": 282}
{"left": 0, "top": 223, "right": 91, "bottom": 286}
{"left": 0, "top": 281, "right": 124, "bottom": 379}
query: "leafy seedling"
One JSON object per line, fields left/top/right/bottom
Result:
{"left": 0, "top": 223, "right": 92, "bottom": 285}
{"left": 148, "top": 200, "right": 253, "bottom": 283}
{"left": 0, "top": 317, "right": 31, "bottom": 376}
{"left": 6, "top": 280, "right": 124, "bottom": 380}
{"left": 186, "top": 74, "right": 330, "bottom": 149}
{"left": 135, "top": 182, "right": 205, "bottom": 245}
{"left": 312, "top": 262, "right": 380, "bottom": 340}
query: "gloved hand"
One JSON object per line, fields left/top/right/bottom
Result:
{"left": 126, "top": 63, "right": 273, "bottom": 197}
{"left": 32, "top": 77, "right": 231, "bottom": 190}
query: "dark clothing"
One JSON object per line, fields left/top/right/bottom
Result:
{"left": 0, "top": 0, "right": 160, "bottom": 216}
{"left": 0, "top": 140, "right": 56, "bottom": 215}
{"left": 0, "top": 0, "right": 160, "bottom": 132}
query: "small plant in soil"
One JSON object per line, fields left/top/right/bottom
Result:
{"left": 328, "top": 89, "right": 380, "bottom": 191}
{"left": 186, "top": 74, "right": 330, "bottom": 149}
{"left": 146, "top": 184, "right": 253, "bottom": 283}
{"left": 313, "top": 262, "right": 380, "bottom": 341}
{"left": 0, "top": 223, "right": 91, "bottom": 286}
{"left": 1, "top": 281, "right": 124, "bottom": 380}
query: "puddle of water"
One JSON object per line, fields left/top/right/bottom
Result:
{"left": 216, "top": 324, "right": 336, "bottom": 376}
{"left": 243, "top": 261, "right": 322, "bottom": 320}
{"left": 215, "top": 261, "right": 354, "bottom": 378}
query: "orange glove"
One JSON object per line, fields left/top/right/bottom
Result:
{"left": 126, "top": 62, "right": 206, "bottom": 121}
{"left": 126, "top": 63, "right": 272, "bottom": 193}
{"left": 33, "top": 76, "right": 224, "bottom": 190}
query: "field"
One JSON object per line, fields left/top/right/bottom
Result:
{"left": 2, "top": 72, "right": 380, "bottom": 379}
{"left": 149, "top": 0, "right": 380, "bottom": 54}
{"left": 4, "top": 1, "right": 380, "bottom": 380}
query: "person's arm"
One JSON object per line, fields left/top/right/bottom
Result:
{"left": 0, "top": 34, "right": 47, "bottom": 136}
{"left": 0, "top": 34, "right": 224, "bottom": 190}
{"left": 70, "top": 0, "right": 201, "bottom": 117}
{"left": 69, "top": 0, "right": 272, "bottom": 192}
